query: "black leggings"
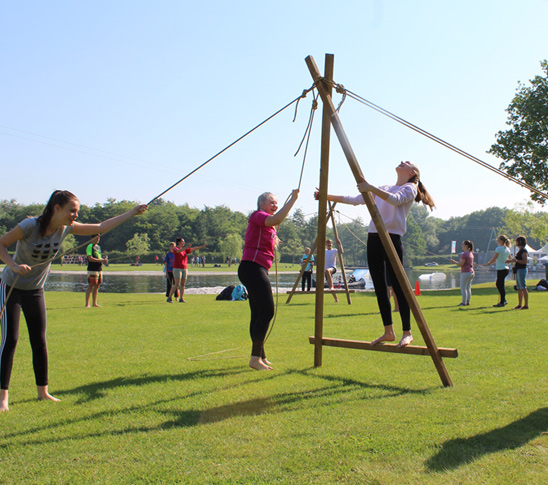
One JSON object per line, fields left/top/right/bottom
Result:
{"left": 0, "top": 281, "right": 49, "bottom": 389}
{"left": 302, "top": 271, "right": 312, "bottom": 291}
{"left": 238, "top": 261, "right": 274, "bottom": 358}
{"left": 496, "top": 269, "right": 509, "bottom": 304}
{"left": 367, "top": 233, "right": 411, "bottom": 331}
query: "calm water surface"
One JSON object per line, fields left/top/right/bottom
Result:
{"left": 42, "top": 268, "right": 539, "bottom": 294}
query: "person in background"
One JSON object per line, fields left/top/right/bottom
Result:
{"left": 450, "top": 240, "right": 475, "bottom": 306}
{"left": 238, "top": 189, "right": 299, "bottom": 371}
{"left": 0, "top": 189, "right": 147, "bottom": 412}
{"left": 485, "top": 235, "right": 511, "bottom": 307}
{"left": 324, "top": 239, "right": 339, "bottom": 303}
{"left": 301, "top": 247, "right": 314, "bottom": 292}
{"left": 85, "top": 235, "right": 107, "bottom": 308}
{"left": 508, "top": 236, "right": 529, "bottom": 310}
{"left": 164, "top": 242, "right": 178, "bottom": 303}
{"left": 168, "top": 238, "right": 206, "bottom": 303}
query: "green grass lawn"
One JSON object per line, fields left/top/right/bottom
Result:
{"left": 1, "top": 284, "right": 547, "bottom": 484}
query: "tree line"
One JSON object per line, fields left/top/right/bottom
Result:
{"left": 2, "top": 197, "right": 547, "bottom": 266}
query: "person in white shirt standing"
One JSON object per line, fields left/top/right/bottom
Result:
{"left": 317, "top": 161, "right": 435, "bottom": 347}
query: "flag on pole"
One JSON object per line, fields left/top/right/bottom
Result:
{"left": 451, "top": 241, "right": 457, "bottom": 254}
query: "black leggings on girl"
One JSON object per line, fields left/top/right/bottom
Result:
{"left": 0, "top": 281, "right": 49, "bottom": 389}
{"left": 496, "top": 269, "right": 509, "bottom": 304}
{"left": 367, "top": 233, "right": 411, "bottom": 332}
{"left": 238, "top": 260, "right": 274, "bottom": 358}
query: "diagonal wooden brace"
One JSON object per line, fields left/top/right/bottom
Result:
{"left": 305, "top": 55, "right": 453, "bottom": 387}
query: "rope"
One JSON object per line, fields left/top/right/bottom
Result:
{"left": 293, "top": 94, "right": 319, "bottom": 190}
{"left": 147, "top": 84, "right": 317, "bottom": 205}
{"left": 323, "top": 79, "right": 548, "bottom": 200}
{"left": 186, "top": 348, "right": 245, "bottom": 361}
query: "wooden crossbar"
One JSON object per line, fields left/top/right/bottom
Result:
{"left": 287, "top": 290, "right": 356, "bottom": 294}
{"left": 309, "top": 337, "right": 458, "bottom": 358}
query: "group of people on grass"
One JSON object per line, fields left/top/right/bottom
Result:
{"left": 0, "top": 160, "right": 533, "bottom": 411}
{"left": 449, "top": 235, "right": 529, "bottom": 310}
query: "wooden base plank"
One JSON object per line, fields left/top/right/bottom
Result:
{"left": 309, "top": 336, "right": 458, "bottom": 358}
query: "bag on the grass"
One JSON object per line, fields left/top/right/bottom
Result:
{"left": 231, "top": 284, "right": 248, "bottom": 301}
{"left": 216, "top": 285, "right": 235, "bottom": 300}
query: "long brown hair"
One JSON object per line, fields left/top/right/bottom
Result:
{"left": 37, "top": 190, "right": 78, "bottom": 236}
{"left": 407, "top": 170, "right": 435, "bottom": 211}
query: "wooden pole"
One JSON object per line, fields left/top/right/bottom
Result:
{"left": 305, "top": 55, "right": 453, "bottom": 387}
{"left": 313, "top": 54, "right": 335, "bottom": 367}
{"left": 327, "top": 201, "right": 352, "bottom": 304}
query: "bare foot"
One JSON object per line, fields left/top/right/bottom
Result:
{"left": 0, "top": 390, "right": 9, "bottom": 412}
{"left": 92, "top": 304, "right": 101, "bottom": 308}
{"left": 37, "top": 386, "right": 61, "bottom": 402}
{"left": 371, "top": 331, "right": 396, "bottom": 346}
{"left": 85, "top": 305, "right": 91, "bottom": 308}
{"left": 262, "top": 358, "right": 273, "bottom": 367}
{"left": 249, "top": 356, "right": 273, "bottom": 371}
{"left": 397, "top": 333, "right": 414, "bottom": 347}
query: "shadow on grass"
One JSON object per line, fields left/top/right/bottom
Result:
{"left": 4, "top": 366, "right": 437, "bottom": 446}
{"left": 425, "top": 407, "right": 548, "bottom": 472}
{"left": 54, "top": 368, "right": 248, "bottom": 403}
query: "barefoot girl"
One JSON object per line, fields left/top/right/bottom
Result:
{"left": 317, "top": 161, "right": 435, "bottom": 347}
{"left": 238, "top": 189, "right": 299, "bottom": 370}
{"left": 0, "top": 190, "right": 147, "bottom": 411}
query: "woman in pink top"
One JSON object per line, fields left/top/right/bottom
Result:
{"left": 450, "top": 240, "right": 475, "bottom": 306}
{"left": 238, "top": 189, "right": 299, "bottom": 371}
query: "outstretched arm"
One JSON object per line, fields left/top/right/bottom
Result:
{"left": 265, "top": 189, "right": 299, "bottom": 227}
{"left": 72, "top": 204, "right": 148, "bottom": 236}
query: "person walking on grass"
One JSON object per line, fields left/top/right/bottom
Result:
{"left": 508, "top": 236, "right": 529, "bottom": 310}
{"left": 0, "top": 190, "right": 147, "bottom": 412}
{"left": 316, "top": 161, "right": 435, "bottom": 348}
{"left": 485, "top": 235, "right": 511, "bottom": 307}
{"left": 238, "top": 189, "right": 299, "bottom": 371}
{"left": 450, "top": 240, "right": 475, "bottom": 307}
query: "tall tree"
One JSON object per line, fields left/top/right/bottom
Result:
{"left": 489, "top": 60, "right": 548, "bottom": 203}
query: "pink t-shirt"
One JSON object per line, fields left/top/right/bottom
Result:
{"left": 460, "top": 251, "right": 474, "bottom": 273}
{"left": 241, "top": 210, "right": 276, "bottom": 270}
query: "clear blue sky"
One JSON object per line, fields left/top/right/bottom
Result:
{"left": 2, "top": 0, "right": 548, "bottom": 224}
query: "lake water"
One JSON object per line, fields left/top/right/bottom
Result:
{"left": 43, "top": 268, "right": 543, "bottom": 294}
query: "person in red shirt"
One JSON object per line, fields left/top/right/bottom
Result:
{"left": 168, "top": 237, "right": 206, "bottom": 303}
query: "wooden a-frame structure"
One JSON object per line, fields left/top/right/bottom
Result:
{"left": 286, "top": 201, "right": 354, "bottom": 304}
{"left": 306, "top": 54, "right": 457, "bottom": 387}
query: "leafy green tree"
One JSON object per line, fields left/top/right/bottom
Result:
{"left": 219, "top": 233, "right": 244, "bottom": 264}
{"left": 126, "top": 233, "right": 150, "bottom": 257}
{"left": 503, "top": 201, "right": 548, "bottom": 246}
{"left": 489, "top": 60, "right": 548, "bottom": 203}
{"left": 403, "top": 215, "right": 426, "bottom": 265}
